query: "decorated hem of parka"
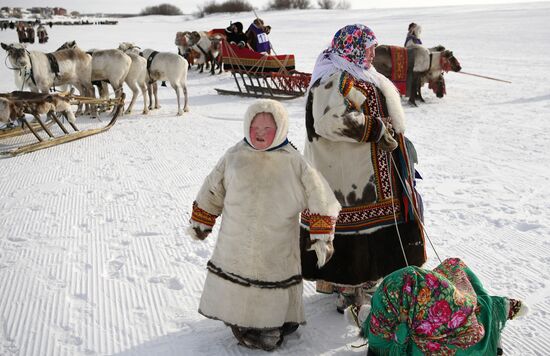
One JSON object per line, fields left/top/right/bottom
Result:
{"left": 191, "top": 201, "right": 218, "bottom": 227}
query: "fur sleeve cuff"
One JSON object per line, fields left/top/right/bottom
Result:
{"left": 191, "top": 201, "right": 217, "bottom": 227}
{"left": 363, "top": 117, "right": 385, "bottom": 143}
{"left": 308, "top": 214, "right": 336, "bottom": 237}
{"left": 310, "top": 233, "right": 333, "bottom": 242}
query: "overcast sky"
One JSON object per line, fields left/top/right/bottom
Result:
{"left": 2, "top": 0, "right": 547, "bottom": 14}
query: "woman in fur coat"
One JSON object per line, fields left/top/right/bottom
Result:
{"left": 189, "top": 99, "right": 341, "bottom": 351}
{"left": 300, "top": 24, "right": 427, "bottom": 312}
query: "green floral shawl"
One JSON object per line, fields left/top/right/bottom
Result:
{"left": 364, "top": 258, "right": 508, "bottom": 355}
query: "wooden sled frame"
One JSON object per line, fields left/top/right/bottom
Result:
{"left": 215, "top": 41, "right": 311, "bottom": 100}
{"left": 216, "top": 69, "right": 311, "bottom": 100}
{"left": 0, "top": 92, "right": 125, "bottom": 157}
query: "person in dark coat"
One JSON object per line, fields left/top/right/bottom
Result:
{"left": 37, "top": 24, "right": 48, "bottom": 44}
{"left": 16, "top": 22, "right": 26, "bottom": 43}
{"left": 226, "top": 21, "right": 248, "bottom": 48}
{"left": 26, "top": 24, "right": 35, "bottom": 44}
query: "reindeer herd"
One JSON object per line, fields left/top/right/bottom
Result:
{"left": 1, "top": 27, "right": 233, "bottom": 121}
{"left": 1, "top": 39, "right": 190, "bottom": 119}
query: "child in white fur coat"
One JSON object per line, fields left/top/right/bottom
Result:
{"left": 188, "top": 99, "right": 341, "bottom": 351}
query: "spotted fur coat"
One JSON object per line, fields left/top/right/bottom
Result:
{"left": 302, "top": 70, "right": 410, "bottom": 234}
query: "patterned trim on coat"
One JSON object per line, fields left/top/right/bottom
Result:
{"left": 191, "top": 201, "right": 217, "bottom": 227}
{"left": 308, "top": 214, "right": 337, "bottom": 235}
{"left": 355, "top": 77, "right": 384, "bottom": 143}
{"left": 339, "top": 73, "right": 383, "bottom": 143}
{"left": 302, "top": 198, "right": 400, "bottom": 232}
{"left": 207, "top": 261, "right": 302, "bottom": 289}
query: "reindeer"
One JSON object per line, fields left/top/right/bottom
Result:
{"left": 58, "top": 41, "right": 131, "bottom": 107}
{"left": 118, "top": 42, "right": 159, "bottom": 112}
{"left": 0, "top": 97, "right": 20, "bottom": 126}
{"left": 373, "top": 44, "right": 461, "bottom": 106}
{"left": 1, "top": 42, "right": 94, "bottom": 112}
{"left": 0, "top": 91, "right": 76, "bottom": 125}
{"left": 208, "top": 35, "right": 223, "bottom": 75}
{"left": 175, "top": 31, "right": 202, "bottom": 70}
{"left": 140, "top": 48, "right": 189, "bottom": 115}
{"left": 190, "top": 31, "right": 222, "bottom": 74}
{"left": 118, "top": 42, "right": 149, "bottom": 115}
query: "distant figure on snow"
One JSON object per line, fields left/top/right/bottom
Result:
{"left": 405, "top": 22, "right": 422, "bottom": 47}
{"left": 37, "top": 24, "right": 48, "bottom": 44}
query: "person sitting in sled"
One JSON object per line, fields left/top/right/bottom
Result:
{"left": 345, "top": 258, "right": 528, "bottom": 355}
{"left": 225, "top": 21, "right": 248, "bottom": 48}
{"left": 188, "top": 99, "right": 340, "bottom": 351}
{"left": 404, "top": 22, "right": 422, "bottom": 47}
{"left": 246, "top": 18, "right": 271, "bottom": 54}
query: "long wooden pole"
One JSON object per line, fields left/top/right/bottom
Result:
{"left": 456, "top": 71, "right": 512, "bottom": 84}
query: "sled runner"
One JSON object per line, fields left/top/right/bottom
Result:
{"left": 0, "top": 91, "right": 125, "bottom": 157}
{"left": 215, "top": 41, "right": 311, "bottom": 100}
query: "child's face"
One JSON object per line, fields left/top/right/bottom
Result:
{"left": 249, "top": 113, "right": 277, "bottom": 150}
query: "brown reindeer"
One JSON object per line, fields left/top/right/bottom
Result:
{"left": 0, "top": 91, "right": 76, "bottom": 124}
{"left": 373, "top": 44, "right": 461, "bottom": 106}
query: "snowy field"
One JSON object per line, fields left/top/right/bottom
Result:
{"left": 1, "top": 2, "right": 549, "bottom": 355}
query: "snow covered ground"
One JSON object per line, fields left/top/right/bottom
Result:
{"left": 1, "top": 2, "right": 549, "bottom": 355}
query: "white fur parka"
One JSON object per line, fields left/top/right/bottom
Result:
{"left": 192, "top": 100, "right": 340, "bottom": 328}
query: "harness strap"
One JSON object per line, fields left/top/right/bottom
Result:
{"left": 196, "top": 44, "right": 212, "bottom": 62}
{"left": 440, "top": 54, "right": 452, "bottom": 72}
{"left": 46, "top": 53, "right": 60, "bottom": 77}
{"left": 23, "top": 50, "right": 38, "bottom": 88}
{"left": 146, "top": 51, "right": 158, "bottom": 72}
{"left": 144, "top": 51, "right": 159, "bottom": 84}
{"left": 428, "top": 53, "right": 433, "bottom": 72}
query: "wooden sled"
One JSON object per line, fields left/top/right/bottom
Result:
{"left": 215, "top": 41, "right": 311, "bottom": 100}
{"left": 0, "top": 91, "right": 125, "bottom": 157}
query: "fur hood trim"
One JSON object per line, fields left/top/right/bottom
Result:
{"left": 410, "top": 25, "right": 422, "bottom": 37}
{"left": 244, "top": 99, "right": 289, "bottom": 151}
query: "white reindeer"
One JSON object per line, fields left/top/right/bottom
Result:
{"left": 58, "top": 41, "right": 131, "bottom": 105}
{"left": 1, "top": 42, "right": 94, "bottom": 100}
{"left": 118, "top": 42, "right": 149, "bottom": 115}
{"left": 140, "top": 48, "right": 189, "bottom": 115}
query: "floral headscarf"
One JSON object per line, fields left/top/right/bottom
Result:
{"left": 364, "top": 258, "right": 509, "bottom": 355}
{"left": 325, "top": 24, "right": 377, "bottom": 69}
{"left": 309, "top": 24, "right": 380, "bottom": 89}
